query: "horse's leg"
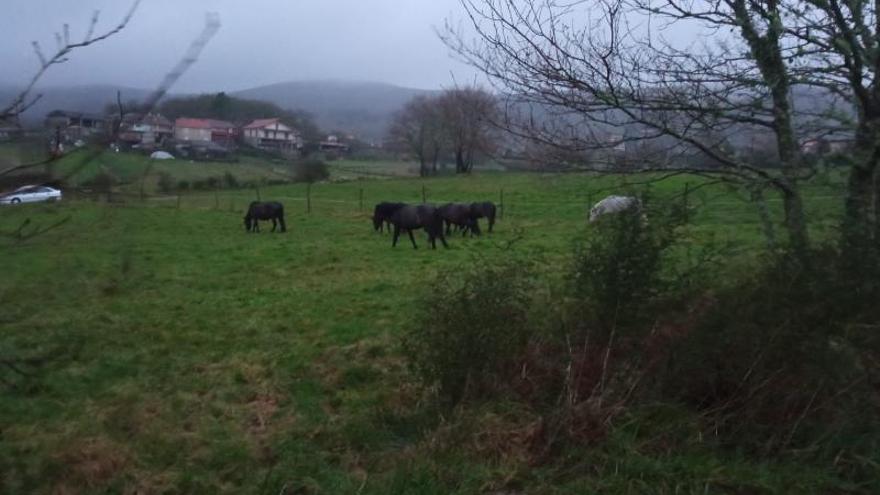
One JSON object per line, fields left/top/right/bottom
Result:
{"left": 271, "top": 218, "right": 277, "bottom": 232}
{"left": 392, "top": 225, "right": 400, "bottom": 247}
{"left": 489, "top": 215, "right": 495, "bottom": 233}
{"left": 445, "top": 220, "right": 451, "bottom": 236}
{"left": 407, "top": 229, "right": 418, "bottom": 249}
{"left": 439, "top": 229, "right": 449, "bottom": 249}
{"left": 278, "top": 214, "right": 286, "bottom": 233}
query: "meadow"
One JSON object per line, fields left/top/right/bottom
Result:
{"left": 0, "top": 157, "right": 859, "bottom": 493}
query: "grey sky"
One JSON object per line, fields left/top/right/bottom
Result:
{"left": 1, "top": 0, "right": 480, "bottom": 92}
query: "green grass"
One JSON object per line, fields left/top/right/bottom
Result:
{"left": 0, "top": 167, "right": 858, "bottom": 493}
{"left": 0, "top": 145, "right": 294, "bottom": 193}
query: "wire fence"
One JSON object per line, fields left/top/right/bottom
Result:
{"left": 113, "top": 180, "right": 848, "bottom": 232}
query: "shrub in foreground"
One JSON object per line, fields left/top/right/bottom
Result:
{"left": 663, "top": 248, "right": 880, "bottom": 482}
{"left": 404, "top": 259, "right": 534, "bottom": 406}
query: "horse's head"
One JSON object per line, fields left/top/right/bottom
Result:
{"left": 372, "top": 213, "right": 383, "bottom": 232}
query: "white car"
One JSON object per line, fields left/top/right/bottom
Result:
{"left": 0, "top": 185, "right": 62, "bottom": 205}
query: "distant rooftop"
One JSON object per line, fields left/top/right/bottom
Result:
{"left": 243, "top": 118, "right": 281, "bottom": 129}
{"left": 175, "top": 117, "right": 236, "bottom": 129}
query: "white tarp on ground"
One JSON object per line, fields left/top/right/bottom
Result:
{"left": 150, "top": 151, "right": 174, "bottom": 160}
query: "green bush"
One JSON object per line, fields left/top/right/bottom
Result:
{"left": 222, "top": 171, "right": 239, "bottom": 189}
{"left": 292, "top": 159, "right": 330, "bottom": 183}
{"left": 571, "top": 195, "right": 686, "bottom": 337}
{"left": 192, "top": 177, "right": 220, "bottom": 190}
{"left": 82, "top": 171, "right": 117, "bottom": 193}
{"left": 663, "top": 247, "right": 880, "bottom": 479}
{"left": 176, "top": 180, "right": 190, "bottom": 191}
{"left": 403, "top": 260, "right": 534, "bottom": 406}
{"left": 157, "top": 172, "right": 175, "bottom": 194}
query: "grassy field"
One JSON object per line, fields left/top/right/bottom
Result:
{"left": 0, "top": 164, "right": 857, "bottom": 493}
{"left": 0, "top": 144, "right": 296, "bottom": 192}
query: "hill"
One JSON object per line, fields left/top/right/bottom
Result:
{"left": 233, "top": 80, "right": 434, "bottom": 142}
{"left": 1, "top": 80, "right": 432, "bottom": 142}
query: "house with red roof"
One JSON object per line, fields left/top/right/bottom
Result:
{"left": 174, "top": 118, "right": 238, "bottom": 146}
{"left": 242, "top": 118, "right": 302, "bottom": 155}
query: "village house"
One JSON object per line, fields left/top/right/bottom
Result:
{"left": 801, "top": 136, "right": 854, "bottom": 155}
{"left": 174, "top": 118, "right": 238, "bottom": 147}
{"left": 45, "top": 110, "right": 107, "bottom": 141}
{"left": 319, "top": 134, "right": 351, "bottom": 153}
{"left": 116, "top": 113, "right": 174, "bottom": 147}
{"left": 242, "top": 118, "right": 302, "bottom": 155}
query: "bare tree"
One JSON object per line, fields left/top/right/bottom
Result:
{"left": 0, "top": 1, "right": 142, "bottom": 122}
{"left": 388, "top": 95, "right": 445, "bottom": 176}
{"left": 437, "top": 87, "right": 499, "bottom": 173}
{"left": 0, "top": 11, "right": 220, "bottom": 182}
{"left": 440, "top": 0, "right": 880, "bottom": 252}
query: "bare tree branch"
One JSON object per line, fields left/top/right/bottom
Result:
{"left": 1, "top": 0, "right": 143, "bottom": 121}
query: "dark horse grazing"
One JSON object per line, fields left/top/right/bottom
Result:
{"left": 470, "top": 201, "right": 497, "bottom": 233}
{"left": 388, "top": 204, "right": 448, "bottom": 249}
{"left": 439, "top": 203, "right": 481, "bottom": 236}
{"left": 244, "top": 201, "right": 286, "bottom": 233}
{"left": 372, "top": 201, "right": 406, "bottom": 233}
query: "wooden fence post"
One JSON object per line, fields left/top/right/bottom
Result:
{"left": 683, "top": 182, "right": 691, "bottom": 223}
{"left": 499, "top": 188, "right": 505, "bottom": 219}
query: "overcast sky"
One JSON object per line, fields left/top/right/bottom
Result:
{"left": 1, "top": 0, "right": 481, "bottom": 92}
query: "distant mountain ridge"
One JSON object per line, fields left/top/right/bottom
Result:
{"left": 2, "top": 80, "right": 433, "bottom": 142}
{"left": 232, "top": 80, "right": 435, "bottom": 141}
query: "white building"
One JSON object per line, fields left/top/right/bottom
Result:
{"left": 242, "top": 118, "right": 302, "bottom": 155}
{"left": 174, "top": 118, "right": 237, "bottom": 146}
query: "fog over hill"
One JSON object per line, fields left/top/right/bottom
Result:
{"left": 3, "top": 80, "right": 849, "bottom": 148}
{"left": 233, "top": 80, "right": 435, "bottom": 142}
{"left": 1, "top": 85, "right": 153, "bottom": 125}
{"left": 2, "top": 80, "right": 433, "bottom": 142}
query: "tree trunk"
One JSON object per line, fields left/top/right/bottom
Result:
{"left": 431, "top": 145, "right": 440, "bottom": 176}
{"left": 732, "top": 0, "right": 810, "bottom": 255}
{"left": 780, "top": 186, "right": 809, "bottom": 257}
{"left": 843, "top": 164, "right": 876, "bottom": 252}
{"left": 455, "top": 148, "right": 465, "bottom": 174}
{"left": 751, "top": 188, "right": 777, "bottom": 250}
{"left": 874, "top": 165, "right": 880, "bottom": 242}
{"left": 842, "top": 118, "right": 880, "bottom": 259}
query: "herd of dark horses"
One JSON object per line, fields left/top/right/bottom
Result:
{"left": 371, "top": 201, "right": 497, "bottom": 249}
{"left": 244, "top": 200, "right": 497, "bottom": 249}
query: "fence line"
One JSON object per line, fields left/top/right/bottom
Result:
{"left": 147, "top": 190, "right": 845, "bottom": 207}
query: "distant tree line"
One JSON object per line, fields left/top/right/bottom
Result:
{"left": 387, "top": 87, "right": 498, "bottom": 176}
